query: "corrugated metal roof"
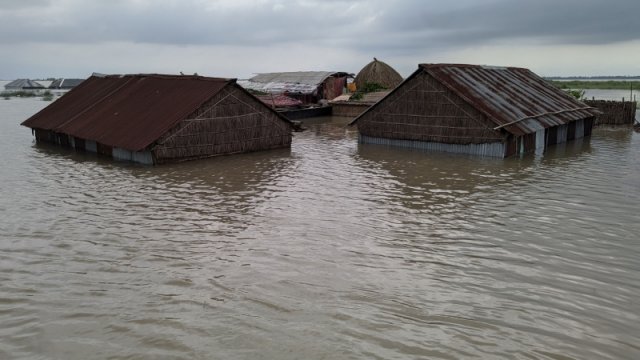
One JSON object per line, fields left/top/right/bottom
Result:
{"left": 22, "top": 74, "right": 232, "bottom": 151}
{"left": 255, "top": 94, "right": 303, "bottom": 108}
{"left": 421, "top": 64, "right": 600, "bottom": 135}
{"left": 5, "top": 79, "right": 45, "bottom": 89}
{"left": 239, "top": 71, "right": 346, "bottom": 95}
{"left": 49, "top": 78, "right": 85, "bottom": 89}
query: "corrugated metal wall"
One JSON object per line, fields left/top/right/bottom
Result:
{"left": 360, "top": 135, "right": 506, "bottom": 158}
{"left": 535, "top": 129, "right": 545, "bottom": 155}
{"left": 112, "top": 148, "right": 154, "bottom": 165}
{"left": 85, "top": 140, "right": 97, "bottom": 153}
{"left": 575, "top": 119, "right": 585, "bottom": 139}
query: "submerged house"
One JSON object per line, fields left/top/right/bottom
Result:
{"left": 239, "top": 71, "right": 351, "bottom": 104}
{"left": 48, "top": 78, "right": 85, "bottom": 89}
{"left": 21, "top": 74, "right": 293, "bottom": 165}
{"left": 350, "top": 64, "right": 601, "bottom": 157}
{"left": 4, "top": 79, "right": 45, "bottom": 90}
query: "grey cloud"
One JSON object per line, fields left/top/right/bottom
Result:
{"left": 0, "top": 0, "right": 638, "bottom": 60}
{"left": 0, "top": 0, "right": 50, "bottom": 10}
{"left": 377, "top": 0, "right": 640, "bottom": 48}
{"left": 0, "top": 1, "right": 367, "bottom": 46}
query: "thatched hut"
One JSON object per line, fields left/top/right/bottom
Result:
{"left": 21, "top": 74, "right": 293, "bottom": 165}
{"left": 354, "top": 58, "right": 403, "bottom": 91}
{"left": 350, "top": 64, "right": 601, "bottom": 158}
{"left": 330, "top": 59, "right": 403, "bottom": 118}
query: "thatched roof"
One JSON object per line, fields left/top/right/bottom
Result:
{"left": 354, "top": 58, "right": 403, "bottom": 90}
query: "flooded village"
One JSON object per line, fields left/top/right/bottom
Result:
{"left": 2, "top": 1, "right": 640, "bottom": 360}
{"left": 2, "top": 58, "right": 640, "bottom": 359}
{"left": 7, "top": 60, "right": 638, "bottom": 164}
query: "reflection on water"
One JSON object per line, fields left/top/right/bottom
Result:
{"left": 1, "top": 99, "right": 640, "bottom": 359}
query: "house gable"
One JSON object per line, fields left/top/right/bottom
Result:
{"left": 356, "top": 70, "right": 505, "bottom": 145}
{"left": 153, "top": 83, "right": 292, "bottom": 162}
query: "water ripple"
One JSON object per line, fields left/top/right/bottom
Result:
{"left": 1, "top": 103, "right": 640, "bottom": 359}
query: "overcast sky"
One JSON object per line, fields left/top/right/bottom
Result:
{"left": 1, "top": 0, "right": 639, "bottom": 79}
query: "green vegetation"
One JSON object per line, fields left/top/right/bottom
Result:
{"left": 550, "top": 80, "right": 640, "bottom": 90}
{"left": 42, "top": 90, "right": 54, "bottom": 101}
{"left": 0, "top": 90, "right": 55, "bottom": 101}
{"left": 564, "top": 89, "right": 585, "bottom": 100}
{"left": 0, "top": 90, "right": 39, "bottom": 98}
{"left": 246, "top": 89, "right": 269, "bottom": 96}
{"left": 350, "top": 82, "right": 387, "bottom": 101}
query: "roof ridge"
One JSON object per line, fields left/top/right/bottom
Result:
{"left": 101, "top": 73, "right": 234, "bottom": 82}
{"left": 420, "top": 63, "right": 530, "bottom": 71}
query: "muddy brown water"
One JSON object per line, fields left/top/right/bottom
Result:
{"left": 1, "top": 98, "right": 639, "bottom": 359}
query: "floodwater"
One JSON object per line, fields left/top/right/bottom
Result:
{"left": 1, "top": 97, "right": 639, "bottom": 360}
{"left": 584, "top": 89, "right": 639, "bottom": 102}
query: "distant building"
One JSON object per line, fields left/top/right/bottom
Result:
{"left": 239, "top": 71, "right": 352, "bottom": 104}
{"left": 255, "top": 94, "right": 303, "bottom": 108}
{"left": 4, "top": 79, "right": 45, "bottom": 90}
{"left": 48, "top": 78, "right": 85, "bottom": 89}
{"left": 21, "top": 74, "right": 293, "bottom": 165}
{"left": 350, "top": 63, "right": 601, "bottom": 158}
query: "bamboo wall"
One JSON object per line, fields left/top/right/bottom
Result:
{"left": 357, "top": 71, "right": 505, "bottom": 146}
{"left": 584, "top": 100, "right": 637, "bottom": 125}
{"left": 153, "top": 84, "right": 292, "bottom": 163}
{"left": 332, "top": 102, "right": 371, "bottom": 118}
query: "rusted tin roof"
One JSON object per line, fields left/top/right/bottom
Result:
{"left": 421, "top": 64, "right": 600, "bottom": 136}
{"left": 22, "top": 74, "right": 231, "bottom": 151}
{"left": 255, "top": 94, "right": 303, "bottom": 108}
{"left": 239, "top": 71, "right": 351, "bottom": 95}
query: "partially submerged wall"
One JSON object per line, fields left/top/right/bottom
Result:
{"left": 331, "top": 102, "right": 371, "bottom": 118}
{"left": 584, "top": 100, "right": 637, "bottom": 125}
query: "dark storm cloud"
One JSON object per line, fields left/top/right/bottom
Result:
{"left": 0, "top": 1, "right": 363, "bottom": 46}
{"left": 0, "top": 0, "right": 638, "bottom": 52}
{"left": 377, "top": 0, "right": 640, "bottom": 49}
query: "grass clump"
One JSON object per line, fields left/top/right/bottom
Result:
{"left": 42, "top": 90, "right": 54, "bottom": 101}
{"left": 350, "top": 82, "right": 387, "bottom": 101}
{"left": 0, "top": 90, "right": 38, "bottom": 98}
{"left": 1, "top": 89, "right": 56, "bottom": 101}
{"left": 564, "top": 89, "right": 586, "bottom": 100}
{"left": 550, "top": 80, "right": 640, "bottom": 90}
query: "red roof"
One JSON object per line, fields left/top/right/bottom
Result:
{"left": 22, "top": 74, "right": 232, "bottom": 151}
{"left": 421, "top": 64, "right": 600, "bottom": 136}
{"left": 255, "top": 94, "right": 303, "bottom": 108}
